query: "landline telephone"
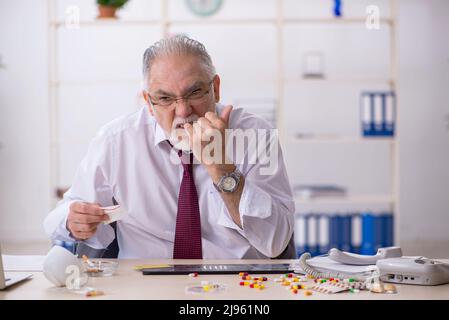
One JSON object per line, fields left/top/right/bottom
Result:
{"left": 298, "top": 246, "right": 449, "bottom": 286}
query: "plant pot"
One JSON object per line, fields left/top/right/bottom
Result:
{"left": 97, "top": 5, "right": 117, "bottom": 19}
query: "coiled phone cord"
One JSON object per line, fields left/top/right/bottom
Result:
{"left": 298, "top": 252, "right": 374, "bottom": 283}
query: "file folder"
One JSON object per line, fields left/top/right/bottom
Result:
{"left": 360, "top": 212, "right": 376, "bottom": 255}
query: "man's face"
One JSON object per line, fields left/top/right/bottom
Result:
{"left": 143, "top": 54, "right": 220, "bottom": 150}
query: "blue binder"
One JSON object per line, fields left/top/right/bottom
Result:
{"left": 360, "top": 212, "right": 376, "bottom": 255}
{"left": 360, "top": 91, "right": 396, "bottom": 137}
{"left": 374, "top": 213, "right": 384, "bottom": 252}
{"left": 381, "top": 212, "right": 394, "bottom": 247}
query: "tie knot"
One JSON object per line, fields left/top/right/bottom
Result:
{"left": 178, "top": 150, "right": 193, "bottom": 172}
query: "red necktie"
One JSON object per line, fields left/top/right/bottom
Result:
{"left": 173, "top": 150, "right": 203, "bottom": 259}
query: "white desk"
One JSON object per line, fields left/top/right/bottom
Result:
{"left": 2, "top": 259, "right": 449, "bottom": 300}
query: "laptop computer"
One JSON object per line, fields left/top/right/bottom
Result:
{"left": 0, "top": 246, "right": 33, "bottom": 290}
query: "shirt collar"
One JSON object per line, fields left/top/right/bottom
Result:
{"left": 153, "top": 121, "right": 168, "bottom": 147}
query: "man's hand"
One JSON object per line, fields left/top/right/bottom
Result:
{"left": 184, "top": 105, "right": 243, "bottom": 228}
{"left": 184, "top": 105, "right": 234, "bottom": 180}
{"left": 67, "top": 202, "right": 109, "bottom": 240}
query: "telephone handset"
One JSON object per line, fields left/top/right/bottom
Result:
{"left": 328, "top": 247, "right": 403, "bottom": 266}
{"left": 298, "top": 246, "right": 449, "bottom": 286}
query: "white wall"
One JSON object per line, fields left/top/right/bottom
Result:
{"left": 0, "top": 0, "right": 51, "bottom": 244}
{"left": 397, "top": 0, "right": 449, "bottom": 257}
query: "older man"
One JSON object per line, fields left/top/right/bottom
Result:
{"left": 43, "top": 35, "right": 295, "bottom": 259}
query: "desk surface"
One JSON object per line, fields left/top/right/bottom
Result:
{"left": 2, "top": 259, "right": 449, "bottom": 300}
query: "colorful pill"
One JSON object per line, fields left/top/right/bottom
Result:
{"left": 86, "top": 290, "right": 104, "bottom": 297}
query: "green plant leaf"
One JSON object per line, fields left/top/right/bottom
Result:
{"left": 97, "top": 0, "right": 129, "bottom": 8}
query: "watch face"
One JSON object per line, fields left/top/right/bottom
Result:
{"left": 222, "top": 176, "right": 236, "bottom": 191}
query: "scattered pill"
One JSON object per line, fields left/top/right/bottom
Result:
{"left": 86, "top": 289, "right": 104, "bottom": 297}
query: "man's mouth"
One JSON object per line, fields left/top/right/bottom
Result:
{"left": 175, "top": 121, "right": 195, "bottom": 129}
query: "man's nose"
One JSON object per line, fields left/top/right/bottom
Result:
{"left": 175, "top": 99, "right": 193, "bottom": 118}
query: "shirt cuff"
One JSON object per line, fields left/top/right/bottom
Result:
{"left": 210, "top": 179, "right": 273, "bottom": 232}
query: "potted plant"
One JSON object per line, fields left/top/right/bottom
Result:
{"left": 97, "top": 0, "right": 129, "bottom": 19}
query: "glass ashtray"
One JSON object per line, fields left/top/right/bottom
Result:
{"left": 83, "top": 260, "right": 118, "bottom": 277}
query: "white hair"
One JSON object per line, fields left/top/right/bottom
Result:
{"left": 142, "top": 34, "right": 216, "bottom": 88}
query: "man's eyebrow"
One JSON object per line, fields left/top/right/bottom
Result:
{"left": 153, "top": 89, "right": 173, "bottom": 96}
{"left": 183, "top": 80, "right": 206, "bottom": 95}
{"left": 152, "top": 80, "right": 207, "bottom": 97}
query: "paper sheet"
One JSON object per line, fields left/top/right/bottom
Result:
{"left": 292, "top": 255, "right": 378, "bottom": 275}
{"left": 1, "top": 254, "right": 45, "bottom": 272}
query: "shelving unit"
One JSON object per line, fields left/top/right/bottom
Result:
{"left": 47, "top": 0, "right": 399, "bottom": 245}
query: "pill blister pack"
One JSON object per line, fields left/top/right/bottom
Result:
{"left": 309, "top": 281, "right": 367, "bottom": 294}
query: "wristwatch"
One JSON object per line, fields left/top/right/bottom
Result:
{"left": 213, "top": 166, "right": 242, "bottom": 193}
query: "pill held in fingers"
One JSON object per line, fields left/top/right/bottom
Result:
{"left": 100, "top": 205, "right": 128, "bottom": 224}
{"left": 100, "top": 205, "right": 120, "bottom": 212}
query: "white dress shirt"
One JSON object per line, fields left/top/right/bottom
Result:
{"left": 43, "top": 104, "right": 295, "bottom": 259}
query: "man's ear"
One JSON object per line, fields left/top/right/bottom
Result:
{"left": 142, "top": 90, "right": 154, "bottom": 115}
{"left": 213, "top": 75, "right": 220, "bottom": 103}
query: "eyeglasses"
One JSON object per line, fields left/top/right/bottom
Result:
{"left": 147, "top": 79, "right": 214, "bottom": 108}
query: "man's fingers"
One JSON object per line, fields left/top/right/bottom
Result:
{"left": 204, "top": 111, "right": 225, "bottom": 130}
{"left": 71, "top": 212, "right": 107, "bottom": 224}
{"left": 197, "top": 117, "right": 213, "bottom": 130}
{"left": 72, "top": 230, "right": 95, "bottom": 240}
{"left": 70, "top": 222, "right": 98, "bottom": 233}
{"left": 220, "top": 105, "right": 233, "bottom": 127}
{"left": 71, "top": 202, "right": 104, "bottom": 216}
